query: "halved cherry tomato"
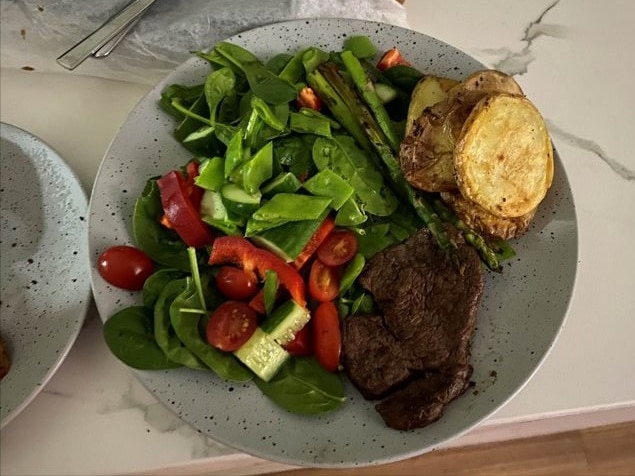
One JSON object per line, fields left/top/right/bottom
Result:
{"left": 297, "top": 86, "right": 322, "bottom": 111}
{"left": 316, "top": 230, "right": 358, "bottom": 267}
{"left": 206, "top": 301, "right": 257, "bottom": 352}
{"left": 97, "top": 245, "right": 154, "bottom": 291}
{"left": 376, "top": 47, "right": 411, "bottom": 71}
{"left": 156, "top": 170, "right": 213, "bottom": 248}
{"left": 282, "top": 322, "right": 313, "bottom": 356}
{"left": 312, "top": 301, "right": 341, "bottom": 372}
{"left": 308, "top": 258, "right": 340, "bottom": 302}
{"left": 294, "top": 216, "right": 336, "bottom": 269}
{"left": 215, "top": 266, "right": 258, "bottom": 301}
{"left": 209, "top": 236, "right": 306, "bottom": 308}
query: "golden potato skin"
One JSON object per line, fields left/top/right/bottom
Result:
{"left": 405, "top": 76, "right": 450, "bottom": 136}
{"left": 454, "top": 94, "right": 554, "bottom": 218}
{"left": 400, "top": 89, "right": 487, "bottom": 193}
{"left": 441, "top": 192, "right": 536, "bottom": 240}
{"left": 457, "top": 70, "right": 524, "bottom": 96}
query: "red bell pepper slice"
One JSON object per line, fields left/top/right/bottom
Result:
{"left": 156, "top": 170, "right": 213, "bottom": 248}
{"left": 184, "top": 160, "right": 204, "bottom": 212}
{"left": 293, "top": 215, "right": 336, "bottom": 270}
{"left": 297, "top": 86, "right": 322, "bottom": 111}
{"left": 377, "top": 47, "right": 411, "bottom": 71}
{"left": 209, "top": 236, "right": 306, "bottom": 308}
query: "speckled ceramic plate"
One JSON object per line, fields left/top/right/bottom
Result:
{"left": 88, "top": 19, "right": 578, "bottom": 467}
{"left": 0, "top": 122, "right": 91, "bottom": 428}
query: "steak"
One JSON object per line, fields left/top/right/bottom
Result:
{"left": 341, "top": 228, "right": 484, "bottom": 430}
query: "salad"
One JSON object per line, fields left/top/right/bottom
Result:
{"left": 97, "top": 35, "right": 515, "bottom": 416}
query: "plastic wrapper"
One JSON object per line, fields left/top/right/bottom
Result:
{"left": 0, "top": 0, "right": 408, "bottom": 85}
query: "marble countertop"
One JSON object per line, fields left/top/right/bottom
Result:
{"left": 1, "top": 1, "right": 634, "bottom": 475}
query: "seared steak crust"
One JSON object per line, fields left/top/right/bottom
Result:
{"left": 342, "top": 229, "right": 484, "bottom": 430}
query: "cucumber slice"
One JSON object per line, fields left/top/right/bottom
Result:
{"left": 200, "top": 190, "right": 228, "bottom": 220}
{"left": 261, "top": 300, "right": 310, "bottom": 346}
{"left": 200, "top": 190, "right": 244, "bottom": 235}
{"left": 248, "top": 211, "right": 329, "bottom": 261}
{"left": 234, "top": 327, "right": 289, "bottom": 381}
{"left": 375, "top": 82, "right": 398, "bottom": 104}
{"left": 220, "top": 183, "right": 261, "bottom": 218}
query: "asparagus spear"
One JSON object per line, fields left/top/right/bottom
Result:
{"left": 305, "top": 67, "right": 373, "bottom": 154}
{"left": 340, "top": 50, "right": 401, "bottom": 153}
{"left": 432, "top": 198, "right": 503, "bottom": 272}
{"left": 308, "top": 63, "right": 454, "bottom": 258}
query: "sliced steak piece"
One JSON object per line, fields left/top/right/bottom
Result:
{"left": 342, "top": 315, "right": 416, "bottom": 399}
{"left": 376, "top": 365, "right": 472, "bottom": 431}
{"left": 358, "top": 228, "right": 483, "bottom": 371}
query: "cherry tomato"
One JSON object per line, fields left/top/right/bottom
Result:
{"left": 206, "top": 301, "right": 257, "bottom": 352}
{"left": 312, "top": 301, "right": 341, "bottom": 372}
{"left": 308, "top": 259, "right": 341, "bottom": 302}
{"left": 215, "top": 266, "right": 258, "bottom": 301}
{"left": 282, "top": 323, "right": 313, "bottom": 356}
{"left": 316, "top": 230, "right": 358, "bottom": 266}
{"left": 248, "top": 289, "right": 267, "bottom": 315}
{"left": 97, "top": 245, "right": 154, "bottom": 291}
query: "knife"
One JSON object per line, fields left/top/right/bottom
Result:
{"left": 56, "top": 0, "right": 157, "bottom": 70}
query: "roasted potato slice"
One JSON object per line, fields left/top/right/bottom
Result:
{"left": 400, "top": 89, "right": 487, "bottom": 193}
{"left": 454, "top": 94, "right": 554, "bottom": 218}
{"left": 405, "top": 76, "right": 460, "bottom": 135}
{"left": 441, "top": 191, "right": 536, "bottom": 240}
{"left": 457, "top": 69, "right": 524, "bottom": 96}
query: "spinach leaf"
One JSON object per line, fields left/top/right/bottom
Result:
{"left": 170, "top": 277, "right": 253, "bottom": 382}
{"left": 103, "top": 306, "right": 181, "bottom": 370}
{"left": 160, "top": 83, "right": 204, "bottom": 119}
{"left": 241, "top": 62, "right": 298, "bottom": 105}
{"left": 312, "top": 135, "right": 398, "bottom": 216}
{"left": 214, "top": 42, "right": 297, "bottom": 105}
{"left": 350, "top": 292, "right": 375, "bottom": 315}
{"left": 142, "top": 268, "right": 187, "bottom": 309}
{"left": 154, "top": 278, "right": 207, "bottom": 370}
{"left": 380, "top": 64, "right": 424, "bottom": 95}
{"left": 254, "top": 357, "right": 346, "bottom": 415}
{"left": 133, "top": 179, "right": 190, "bottom": 270}
{"left": 355, "top": 223, "right": 395, "bottom": 259}
{"left": 266, "top": 53, "right": 294, "bottom": 74}
{"left": 173, "top": 94, "right": 210, "bottom": 144}
{"left": 204, "top": 67, "right": 236, "bottom": 123}
{"left": 273, "top": 135, "right": 317, "bottom": 180}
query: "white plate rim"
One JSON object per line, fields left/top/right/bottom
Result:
{"left": 0, "top": 122, "right": 92, "bottom": 428}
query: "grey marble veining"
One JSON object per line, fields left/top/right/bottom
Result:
{"left": 479, "top": 0, "right": 563, "bottom": 75}
{"left": 547, "top": 120, "right": 635, "bottom": 181}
